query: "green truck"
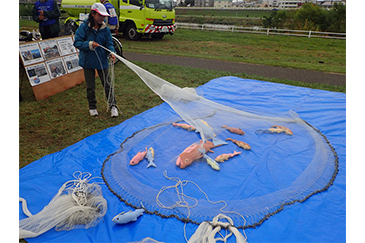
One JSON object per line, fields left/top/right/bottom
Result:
{"left": 61, "top": 0, "right": 176, "bottom": 40}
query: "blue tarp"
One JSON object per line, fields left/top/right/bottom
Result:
{"left": 19, "top": 77, "right": 346, "bottom": 242}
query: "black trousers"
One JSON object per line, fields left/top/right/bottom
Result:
{"left": 83, "top": 68, "right": 116, "bottom": 110}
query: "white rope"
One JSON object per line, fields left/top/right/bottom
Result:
{"left": 156, "top": 171, "right": 248, "bottom": 243}
{"left": 94, "top": 47, "right": 118, "bottom": 113}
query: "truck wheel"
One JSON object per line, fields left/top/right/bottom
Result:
{"left": 126, "top": 24, "right": 141, "bottom": 41}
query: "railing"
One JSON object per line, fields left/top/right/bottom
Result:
{"left": 176, "top": 23, "right": 346, "bottom": 40}
{"left": 19, "top": 16, "right": 33, "bottom": 20}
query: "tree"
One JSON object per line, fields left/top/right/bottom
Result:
{"left": 262, "top": 10, "right": 291, "bottom": 29}
{"left": 327, "top": 2, "right": 346, "bottom": 32}
{"left": 184, "top": 0, "right": 195, "bottom": 7}
{"left": 294, "top": 3, "right": 328, "bottom": 31}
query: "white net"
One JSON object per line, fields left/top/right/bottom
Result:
{"left": 101, "top": 47, "right": 338, "bottom": 228}
{"left": 19, "top": 172, "right": 107, "bottom": 239}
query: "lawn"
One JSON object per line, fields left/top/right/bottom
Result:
{"left": 121, "top": 28, "right": 345, "bottom": 74}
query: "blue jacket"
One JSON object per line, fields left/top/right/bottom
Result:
{"left": 74, "top": 20, "right": 115, "bottom": 70}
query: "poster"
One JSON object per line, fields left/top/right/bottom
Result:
{"left": 58, "top": 36, "right": 77, "bottom": 56}
{"left": 39, "top": 39, "right": 61, "bottom": 60}
{"left": 25, "top": 63, "right": 51, "bottom": 86}
{"left": 63, "top": 54, "right": 82, "bottom": 73}
{"left": 19, "top": 42, "right": 44, "bottom": 66}
{"left": 45, "top": 58, "right": 67, "bottom": 79}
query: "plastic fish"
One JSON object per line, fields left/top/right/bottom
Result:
{"left": 195, "top": 119, "right": 228, "bottom": 146}
{"left": 176, "top": 140, "right": 222, "bottom": 169}
{"left": 129, "top": 148, "right": 148, "bottom": 166}
{"left": 172, "top": 122, "right": 196, "bottom": 131}
{"left": 200, "top": 151, "right": 220, "bottom": 171}
{"left": 112, "top": 208, "right": 145, "bottom": 224}
{"left": 270, "top": 125, "right": 293, "bottom": 135}
{"left": 256, "top": 125, "right": 293, "bottom": 135}
{"left": 226, "top": 138, "right": 251, "bottom": 150}
{"left": 221, "top": 125, "right": 245, "bottom": 135}
{"left": 215, "top": 151, "right": 242, "bottom": 162}
{"left": 145, "top": 147, "right": 156, "bottom": 168}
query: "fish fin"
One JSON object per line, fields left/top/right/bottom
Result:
{"left": 212, "top": 138, "right": 228, "bottom": 146}
{"left": 147, "top": 161, "right": 157, "bottom": 168}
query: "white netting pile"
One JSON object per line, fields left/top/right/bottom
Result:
{"left": 19, "top": 172, "right": 107, "bottom": 239}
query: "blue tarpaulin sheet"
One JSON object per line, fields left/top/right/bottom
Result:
{"left": 19, "top": 77, "right": 346, "bottom": 242}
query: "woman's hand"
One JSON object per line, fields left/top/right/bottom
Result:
{"left": 110, "top": 54, "right": 116, "bottom": 64}
{"left": 92, "top": 41, "right": 100, "bottom": 49}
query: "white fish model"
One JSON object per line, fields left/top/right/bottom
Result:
{"left": 145, "top": 147, "right": 157, "bottom": 168}
{"left": 112, "top": 208, "right": 145, "bottom": 224}
{"left": 195, "top": 119, "right": 228, "bottom": 146}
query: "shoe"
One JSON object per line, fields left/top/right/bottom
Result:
{"left": 111, "top": 106, "right": 118, "bottom": 118}
{"left": 89, "top": 109, "right": 98, "bottom": 116}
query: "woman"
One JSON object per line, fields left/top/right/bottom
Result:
{"left": 74, "top": 3, "right": 118, "bottom": 117}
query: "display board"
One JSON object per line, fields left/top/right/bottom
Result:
{"left": 19, "top": 35, "right": 84, "bottom": 101}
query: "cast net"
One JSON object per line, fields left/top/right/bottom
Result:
{"left": 101, "top": 48, "right": 338, "bottom": 229}
{"left": 19, "top": 172, "right": 107, "bottom": 239}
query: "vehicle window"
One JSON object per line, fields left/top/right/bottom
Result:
{"left": 130, "top": 0, "right": 142, "bottom": 6}
{"left": 123, "top": 0, "right": 127, "bottom": 3}
{"left": 145, "top": 0, "right": 173, "bottom": 9}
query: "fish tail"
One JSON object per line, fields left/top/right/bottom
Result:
{"left": 213, "top": 138, "right": 228, "bottom": 146}
{"left": 147, "top": 161, "right": 157, "bottom": 168}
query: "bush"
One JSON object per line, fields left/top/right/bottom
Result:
{"left": 262, "top": 3, "right": 346, "bottom": 33}
{"left": 19, "top": 4, "right": 33, "bottom": 16}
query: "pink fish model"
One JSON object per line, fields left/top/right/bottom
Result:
{"left": 221, "top": 125, "right": 245, "bottom": 135}
{"left": 172, "top": 122, "right": 196, "bottom": 131}
{"left": 226, "top": 138, "right": 251, "bottom": 150}
{"left": 176, "top": 140, "right": 221, "bottom": 169}
{"left": 215, "top": 151, "right": 242, "bottom": 162}
{"left": 130, "top": 148, "right": 148, "bottom": 166}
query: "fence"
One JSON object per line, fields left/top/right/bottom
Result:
{"left": 176, "top": 23, "right": 346, "bottom": 40}
{"left": 20, "top": 16, "right": 33, "bottom": 20}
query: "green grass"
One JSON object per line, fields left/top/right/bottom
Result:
{"left": 121, "top": 28, "right": 345, "bottom": 74}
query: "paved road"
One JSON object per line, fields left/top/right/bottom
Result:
{"left": 123, "top": 52, "right": 346, "bottom": 87}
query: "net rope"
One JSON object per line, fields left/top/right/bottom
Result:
{"left": 19, "top": 172, "right": 107, "bottom": 239}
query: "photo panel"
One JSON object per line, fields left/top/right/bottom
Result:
{"left": 39, "top": 39, "right": 61, "bottom": 60}
{"left": 19, "top": 42, "right": 44, "bottom": 66}
{"left": 25, "top": 62, "right": 51, "bottom": 86}
{"left": 63, "top": 54, "right": 82, "bottom": 73}
{"left": 45, "top": 58, "right": 68, "bottom": 79}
